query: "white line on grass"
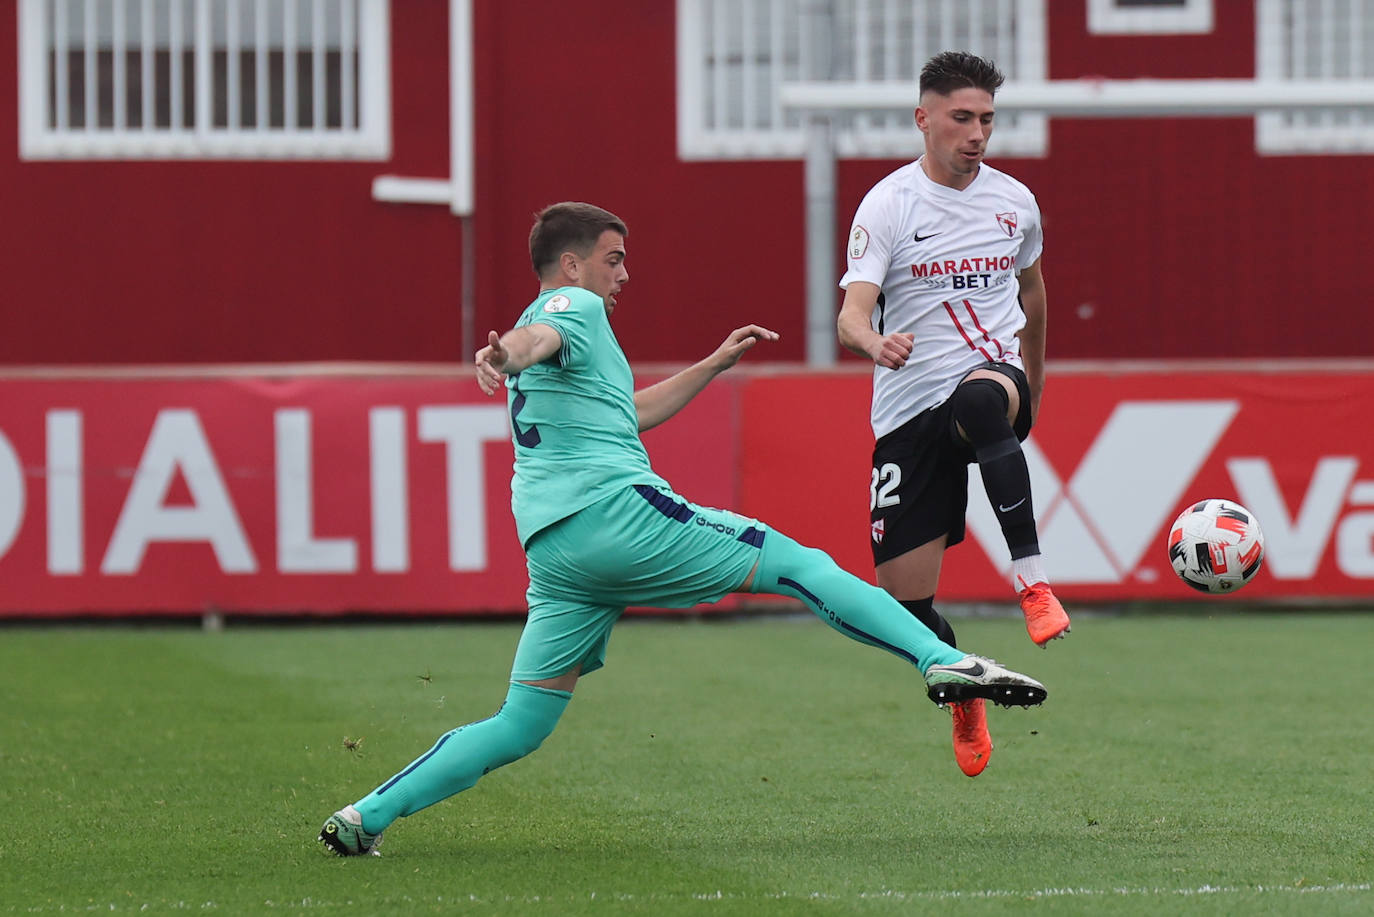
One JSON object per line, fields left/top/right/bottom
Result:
{"left": 11, "top": 883, "right": 1372, "bottom": 911}
{"left": 850, "top": 883, "right": 1373, "bottom": 901}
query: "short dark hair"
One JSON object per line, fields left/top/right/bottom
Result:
{"left": 529, "top": 202, "right": 628, "bottom": 278}
{"left": 919, "top": 51, "right": 1005, "bottom": 98}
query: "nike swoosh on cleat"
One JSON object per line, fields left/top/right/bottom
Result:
{"left": 941, "top": 660, "right": 986, "bottom": 677}
{"left": 998, "top": 498, "right": 1027, "bottom": 512}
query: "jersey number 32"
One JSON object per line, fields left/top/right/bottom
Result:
{"left": 870, "top": 463, "right": 901, "bottom": 511}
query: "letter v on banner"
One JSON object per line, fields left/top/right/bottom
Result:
{"left": 1226, "top": 455, "right": 1358, "bottom": 579}
{"left": 966, "top": 401, "right": 1240, "bottom": 583}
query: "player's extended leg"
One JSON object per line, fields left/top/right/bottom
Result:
{"left": 950, "top": 374, "right": 1070, "bottom": 646}
{"left": 747, "top": 527, "right": 1046, "bottom": 708}
{"left": 319, "top": 596, "right": 614, "bottom": 856}
{"left": 319, "top": 679, "right": 572, "bottom": 856}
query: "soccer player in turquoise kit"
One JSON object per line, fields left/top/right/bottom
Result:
{"left": 318, "top": 201, "right": 1049, "bottom": 856}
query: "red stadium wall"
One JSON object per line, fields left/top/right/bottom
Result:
{"left": 0, "top": 9, "right": 461, "bottom": 364}
{"left": 0, "top": 369, "right": 739, "bottom": 615}
{"left": 3, "top": 3, "right": 1374, "bottom": 366}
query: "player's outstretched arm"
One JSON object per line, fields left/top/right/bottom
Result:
{"left": 474, "top": 325, "right": 563, "bottom": 395}
{"left": 634, "top": 324, "right": 779, "bottom": 432}
{"left": 837, "top": 281, "right": 913, "bottom": 370}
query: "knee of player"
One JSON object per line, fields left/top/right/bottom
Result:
{"left": 784, "top": 542, "right": 836, "bottom": 578}
{"left": 755, "top": 532, "right": 841, "bottom": 590}
{"left": 951, "top": 379, "right": 1016, "bottom": 449}
{"left": 951, "top": 377, "right": 1010, "bottom": 423}
{"left": 512, "top": 732, "right": 552, "bottom": 758}
{"left": 505, "top": 707, "right": 565, "bottom": 755}
{"left": 478, "top": 714, "right": 552, "bottom": 760}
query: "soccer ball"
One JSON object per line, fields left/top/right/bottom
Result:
{"left": 1167, "top": 499, "right": 1265, "bottom": 594}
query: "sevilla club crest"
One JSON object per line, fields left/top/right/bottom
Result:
{"left": 995, "top": 211, "right": 1017, "bottom": 238}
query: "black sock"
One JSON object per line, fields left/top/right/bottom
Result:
{"left": 900, "top": 597, "right": 956, "bottom": 648}
{"left": 975, "top": 440, "right": 1039, "bottom": 558}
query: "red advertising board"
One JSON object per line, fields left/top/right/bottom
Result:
{"left": 737, "top": 365, "right": 1374, "bottom": 602}
{"left": 0, "top": 372, "right": 735, "bottom": 616}
{"left": 1, "top": 364, "right": 1371, "bottom": 616}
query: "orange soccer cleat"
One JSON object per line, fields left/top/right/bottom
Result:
{"left": 1018, "top": 581, "right": 1071, "bottom": 646}
{"left": 950, "top": 698, "right": 992, "bottom": 777}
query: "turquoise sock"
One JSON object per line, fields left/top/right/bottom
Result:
{"left": 354, "top": 681, "right": 571, "bottom": 833}
{"left": 752, "top": 529, "right": 964, "bottom": 673}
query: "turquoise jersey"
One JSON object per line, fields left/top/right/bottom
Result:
{"left": 505, "top": 286, "right": 669, "bottom": 545}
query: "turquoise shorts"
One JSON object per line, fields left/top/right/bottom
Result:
{"left": 510, "top": 485, "right": 768, "bottom": 682}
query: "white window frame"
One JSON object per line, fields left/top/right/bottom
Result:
{"left": 18, "top": 0, "right": 391, "bottom": 160}
{"left": 677, "top": 0, "right": 1049, "bottom": 161}
{"left": 1086, "top": 0, "right": 1214, "bottom": 35}
{"left": 1255, "top": 0, "right": 1374, "bottom": 154}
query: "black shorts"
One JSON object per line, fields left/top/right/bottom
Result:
{"left": 869, "top": 362, "right": 1032, "bottom": 566}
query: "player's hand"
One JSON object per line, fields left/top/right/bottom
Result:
{"left": 712, "top": 324, "right": 780, "bottom": 371}
{"left": 474, "top": 330, "right": 509, "bottom": 396}
{"left": 869, "top": 332, "right": 914, "bottom": 370}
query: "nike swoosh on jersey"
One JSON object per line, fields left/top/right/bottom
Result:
{"left": 913, "top": 231, "right": 941, "bottom": 242}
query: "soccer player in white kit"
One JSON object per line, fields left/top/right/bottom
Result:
{"left": 837, "top": 52, "right": 1070, "bottom": 778}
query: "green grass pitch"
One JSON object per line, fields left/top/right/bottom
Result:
{"left": 2, "top": 611, "right": 1372, "bottom": 915}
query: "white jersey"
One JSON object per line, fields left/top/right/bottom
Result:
{"left": 840, "top": 159, "right": 1043, "bottom": 439}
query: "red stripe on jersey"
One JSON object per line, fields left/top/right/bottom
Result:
{"left": 943, "top": 300, "right": 995, "bottom": 362}
{"left": 963, "top": 300, "right": 1007, "bottom": 360}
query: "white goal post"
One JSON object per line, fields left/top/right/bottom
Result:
{"left": 781, "top": 77, "right": 1374, "bottom": 366}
